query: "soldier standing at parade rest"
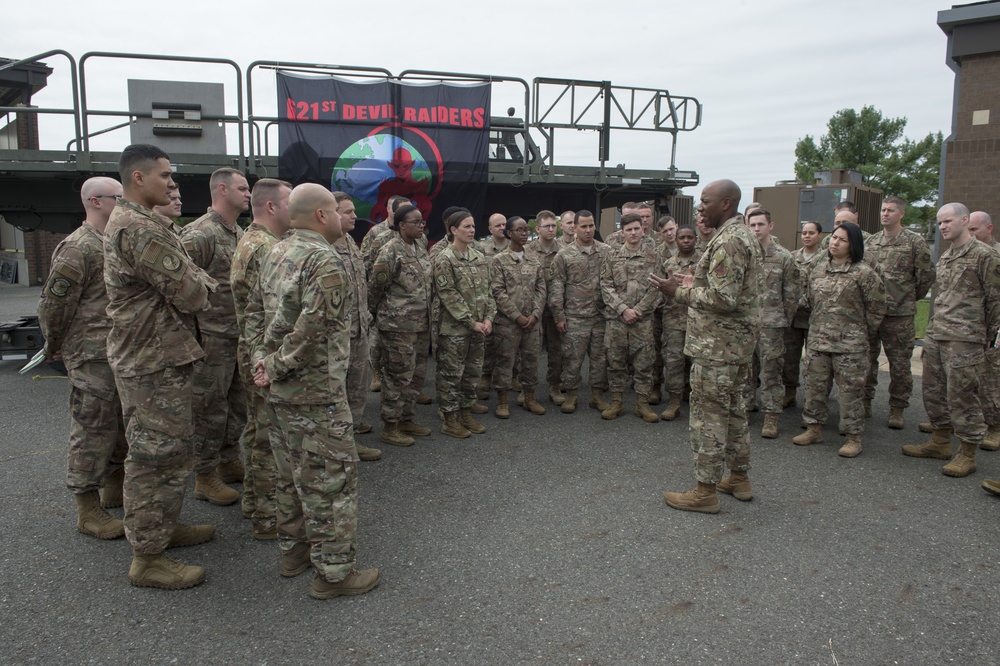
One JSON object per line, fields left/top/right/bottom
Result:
{"left": 656, "top": 225, "right": 700, "bottom": 421}
{"left": 253, "top": 184, "right": 379, "bottom": 600}
{"left": 38, "top": 176, "right": 128, "bottom": 540}
{"left": 526, "top": 210, "right": 566, "bottom": 405}
{"left": 434, "top": 210, "right": 497, "bottom": 437}
{"left": 474, "top": 213, "right": 508, "bottom": 400}
{"left": 791, "top": 223, "right": 886, "bottom": 456}
{"left": 181, "top": 168, "right": 251, "bottom": 507}
{"left": 656, "top": 216, "right": 678, "bottom": 257}
{"left": 902, "top": 203, "right": 1000, "bottom": 478}
{"left": 104, "top": 144, "right": 218, "bottom": 589}
{"left": 966, "top": 211, "right": 1000, "bottom": 452}
{"left": 490, "top": 216, "right": 547, "bottom": 418}
{"left": 782, "top": 221, "right": 825, "bottom": 409}
{"left": 650, "top": 179, "right": 763, "bottom": 514}
{"left": 368, "top": 204, "right": 434, "bottom": 447}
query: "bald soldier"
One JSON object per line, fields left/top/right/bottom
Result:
{"left": 652, "top": 179, "right": 763, "bottom": 514}
{"left": 558, "top": 210, "right": 576, "bottom": 246}
{"left": 38, "top": 177, "right": 128, "bottom": 541}
{"left": 254, "top": 184, "right": 379, "bottom": 600}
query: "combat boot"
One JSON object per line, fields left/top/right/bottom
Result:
{"left": 634, "top": 394, "right": 660, "bottom": 423}
{"left": 942, "top": 441, "right": 977, "bottom": 477}
{"left": 356, "top": 421, "right": 374, "bottom": 435}
{"left": 441, "top": 411, "right": 471, "bottom": 439}
{"left": 495, "top": 391, "right": 510, "bottom": 419}
{"left": 280, "top": 542, "right": 312, "bottom": 577}
{"left": 781, "top": 386, "right": 797, "bottom": 409}
{"left": 649, "top": 385, "right": 662, "bottom": 405}
{"left": 167, "top": 523, "right": 215, "bottom": 548}
{"left": 549, "top": 387, "right": 566, "bottom": 406}
{"left": 792, "top": 424, "right": 823, "bottom": 446}
{"left": 982, "top": 478, "right": 1000, "bottom": 497}
{"left": 476, "top": 378, "right": 491, "bottom": 400}
{"left": 194, "top": 470, "right": 240, "bottom": 506}
{"left": 399, "top": 420, "right": 431, "bottom": 437}
{"left": 663, "top": 482, "right": 720, "bottom": 514}
{"left": 218, "top": 458, "right": 245, "bottom": 484}
{"left": 512, "top": 377, "right": 522, "bottom": 393}
{"left": 561, "top": 389, "right": 579, "bottom": 414}
{"left": 128, "top": 551, "right": 205, "bottom": 590}
{"left": 863, "top": 399, "right": 872, "bottom": 418}
{"left": 521, "top": 388, "right": 546, "bottom": 415}
{"left": 516, "top": 391, "right": 525, "bottom": 406}
{"left": 415, "top": 392, "right": 433, "bottom": 405}
{"left": 888, "top": 407, "right": 905, "bottom": 430}
{"left": 356, "top": 443, "right": 382, "bottom": 461}
{"left": 761, "top": 413, "right": 779, "bottom": 439}
{"left": 918, "top": 421, "right": 933, "bottom": 433}
{"left": 100, "top": 467, "right": 124, "bottom": 509}
{"left": 601, "top": 392, "right": 624, "bottom": 420}
{"left": 981, "top": 426, "right": 1000, "bottom": 451}
{"left": 309, "top": 568, "right": 380, "bottom": 600}
{"left": 716, "top": 471, "right": 753, "bottom": 501}
{"left": 74, "top": 490, "right": 125, "bottom": 540}
{"left": 460, "top": 408, "right": 487, "bottom": 434}
{"left": 661, "top": 393, "right": 682, "bottom": 421}
{"left": 369, "top": 369, "right": 381, "bottom": 392}
{"left": 379, "top": 421, "right": 414, "bottom": 447}
{"left": 838, "top": 433, "right": 863, "bottom": 458}
{"left": 902, "top": 428, "right": 953, "bottom": 459}
{"left": 470, "top": 402, "right": 489, "bottom": 415}
{"left": 589, "top": 388, "right": 611, "bottom": 412}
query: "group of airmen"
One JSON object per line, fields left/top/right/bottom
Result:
{"left": 35, "top": 142, "right": 1000, "bottom": 595}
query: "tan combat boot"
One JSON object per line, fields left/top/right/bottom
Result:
{"left": 399, "top": 420, "right": 431, "bottom": 437}
{"left": 838, "top": 433, "right": 863, "bottom": 458}
{"left": 601, "top": 392, "right": 624, "bottom": 420}
{"left": 128, "top": 551, "right": 205, "bottom": 590}
{"left": 781, "top": 386, "right": 796, "bottom": 409}
{"left": 761, "top": 413, "right": 779, "bottom": 439}
{"left": 379, "top": 421, "right": 414, "bottom": 447}
{"left": 902, "top": 428, "right": 953, "bottom": 459}
{"left": 635, "top": 394, "right": 660, "bottom": 423}
{"left": 942, "top": 441, "right": 977, "bottom": 477}
{"left": 167, "top": 523, "right": 215, "bottom": 548}
{"left": 888, "top": 407, "right": 905, "bottom": 430}
{"left": 415, "top": 392, "right": 433, "bottom": 405}
{"left": 981, "top": 426, "right": 1000, "bottom": 451}
{"left": 470, "top": 402, "right": 489, "bottom": 414}
{"left": 661, "top": 393, "right": 682, "bottom": 421}
{"left": 369, "top": 368, "right": 381, "bottom": 392}
{"left": 589, "top": 388, "right": 611, "bottom": 412}
{"left": 218, "top": 458, "right": 245, "bottom": 484}
{"left": 495, "top": 391, "right": 510, "bottom": 419}
{"left": 649, "top": 385, "right": 662, "bottom": 405}
{"left": 549, "top": 387, "right": 566, "bottom": 406}
{"left": 194, "top": 470, "right": 240, "bottom": 506}
{"left": 918, "top": 421, "right": 933, "bottom": 433}
{"left": 663, "top": 482, "right": 720, "bottom": 514}
{"left": 561, "top": 389, "right": 579, "bottom": 414}
{"left": 460, "top": 408, "right": 487, "bottom": 434}
{"left": 356, "top": 421, "right": 374, "bottom": 434}
{"left": 441, "top": 411, "right": 471, "bottom": 439}
{"left": 982, "top": 478, "right": 1000, "bottom": 497}
{"left": 516, "top": 391, "right": 525, "bottom": 406}
{"left": 100, "top": 467, "right": 124, "bottom": 509}
{"left": 280, "top": 542, "right": 312, "bottom": 577}
{"left": 309, "top": 568, "right": 380, "bottom": 600}
{"left": 717, "top": 471, "right": 753, "bottom": 501}
{"left": 356, "top": 443, "right": 382, "bottom": 461}
{"left": 75, "top": 490, "right": 125, "bottom": 540}
{"left": 792, "top": 424, "right": 823, "bottom": 446}
{"left": 521, "top": 388, "right": 546, "bottom": 415}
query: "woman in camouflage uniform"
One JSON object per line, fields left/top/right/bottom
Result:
{"left": 782, "top": 221, "right": 825, "bottom": 408}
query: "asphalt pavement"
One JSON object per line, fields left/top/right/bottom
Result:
{"left": 2, "top": 283, "right": 999, "bottom": 665}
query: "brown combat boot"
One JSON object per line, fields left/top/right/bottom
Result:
{"left": 888, "top": 407, "right": 905, "bottom": 430}
{"left": 635, "top": 394, "right": 660, "bottom": 423}
{"left": 918, "top": 421, "right": 933, "bottom": 433}
{"left": 761, "top": 413, "right": 779, "bottom": 439}
{"left": 981, "top": 426, "right": 1000, "bottom": 451}
{"left": 601, "top": 391, "right": 624, "bottom": 420}
{"left": 663, "top": 482, "right": 720, "bottom": 514}
{"left": 218, "top": 458, "right": 245, "bottom": 484}
{"left": 495, "top": 391, "right": 510, "bottom": 419}
{"left": 369, "top": 368, "right": 381, "bottom": 392}
{"left": 589, "top": 388, "right": 611, "bottom": 412}
{"left": 379, "top": 421, "right": 414, "bottom": 447}
{"left": 521, "top": 388, "right": 546, "bottom": 415}
{"left": 441, "top": 411, "right": 471, "bottom": 439}
{"left": 167, "top": 523, "right": 215, "bottom": 548}
{"left": 661, "top": 393, "right": 682, "bottom": 421}
{"left": 356, "top": 443, "right": 382, "bottom": 461}
{"left": 649, "top": 385, "right": 662, "bottom": 405}
{"left": 100, "top": 467, "right": 124, "bottom": 509}
{"left": 309, "top": 568, "right": 380, "bottom": 600}
{"left": 356, "top": 421, "right": 374, "bottom": 434}
{"left": 902, "top": 428, "right": 953, "bottom": 459}
{"left": 75, "top": 490, "right": 125, "bottom": 540}
{"left": 470, "top": 402, "right": 489, "bottom": 414}
{"left": 128, "top": 551, "right": 205, "bottom": 590}
{"left": 460, "top": 408, "right": 486, "bottom": 434}
{"left": 982, "top": 478, "right": 1000, "bottom": 497}
{"left": 399, "top": 420, "right": 431, "bottom": 437}
{"left": 781, "top": 386, "right": 796, "bottom": 409}
{"left": 792, "top": 424, "right": 823, "bottom": 446}
{"left": 942, "top": 441, "right": 977, "bottom": 477}
{"left": 561, "top": 389, "right": 579, "bottom": 414}
{"left": 717, "top": 471, "right": 753, "bottom": 501}
{"left": 280, "top": 542, "right": 312, "bottom": 577}
{"left": 838, "top": 433, "right": 863, "bottom": 458}
{"left": 194, "top": 470, "right": 240, "bottom": 506}
{"left": 415, "top": 392, "right": 433, "bottom": 405}
{"left": 549, "top": 387, "right": 566, "bottom": 406}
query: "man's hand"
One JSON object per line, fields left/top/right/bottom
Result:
{"left": 621, "top": 308, "right": 639, "bottom": 325}
{"left": 253, "top": 359, "right": 271, "bottom": 387}
{"left": 556, "top": 320, "right": 568, "bottom": 334}
{"left": 522, "top": 315, "right": 538, "bottom": 332}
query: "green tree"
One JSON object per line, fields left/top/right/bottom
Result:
{"left": 794, "top": 106, "right": 943, "bottom": 231}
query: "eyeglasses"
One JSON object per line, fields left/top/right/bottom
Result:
{"left": 404, "top": 219, "right": 426, "bottom": 226}
{"left": 92, "top": 194, "right": 122, "bottom": 201}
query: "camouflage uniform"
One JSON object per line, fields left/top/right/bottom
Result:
{"left": 801, "top": 257, "right": 886, "bottom": 434}
{"left": 600, "top": 242, "right": 661, "bottom": 394}
{"left": 432, "top": 245, "right": 497, "bottom": 411}
{"left": 428, "top": 238, "right": 451, "bottom": 355}
{"left": 259, "top": 229, "right": 360, "bottom": 582}
{"left": 333, "top": 237, "right": 372, "bottom": 427}
{"left": 864, "top": 229, "right": 935, "bottom": 408}
{"left": 603, "top": 231, "right": 655, "bottom": 252}
{"left": 557, "top": 234, "right": 575, "bottom": 247}
{"left": 104, "top": 199, "right": 216, "bottom": 554}
{"left": 231, "top": 222, "right": 281, "bottom": 532}
{"left": 981, "top": 240, "right": 1000, "bottom": 429}
{"left": 474, "top": 236, "right": 509, "bottom": 383}
{"left": 368, "top": 235, "right": 432, "bottom": 423}
{"left": 783, "top": 247, "right": 825, "bottom": 391}
{"left": 657, "top": 249, "right": 700, "bottom": 395}
{"left": 549, "top": 241, "right": 612, "bottom": 392}
{"left": 490, "top": 248, "right": 546, "bottom": 392}
{"left": 38, "top": 223, "right": 127, "bottom": 494}
{"left": 673, "top": 216, "right": 762, "bottom": 485}
{"left": 747, "top": 240, "right": 799, "bottom": 413}
{"left": 921, "top": 238, "right": 1000, "bottom": 446}
{"left": 180, "top": 209, "right": 246, "bottom": 474}
{"left": 526, "top": 238, "right": 564, "bottom": 393}
{"left": 651, "top": 244, "right": 678, "bottom": 392}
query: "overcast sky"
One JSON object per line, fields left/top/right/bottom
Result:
{"left": 7, "top": 0, "right": 956, "bottom": 209}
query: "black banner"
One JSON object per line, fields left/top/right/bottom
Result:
{"left": 277, "top": 73, "right": 491, "bottom": 242}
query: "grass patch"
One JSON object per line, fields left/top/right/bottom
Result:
{"left": 914, "top": 299, "right": 929, "bottom": 339}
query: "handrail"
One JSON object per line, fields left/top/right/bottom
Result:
{"left": 0, "top": 50, "right": 81, "bottom": 151}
